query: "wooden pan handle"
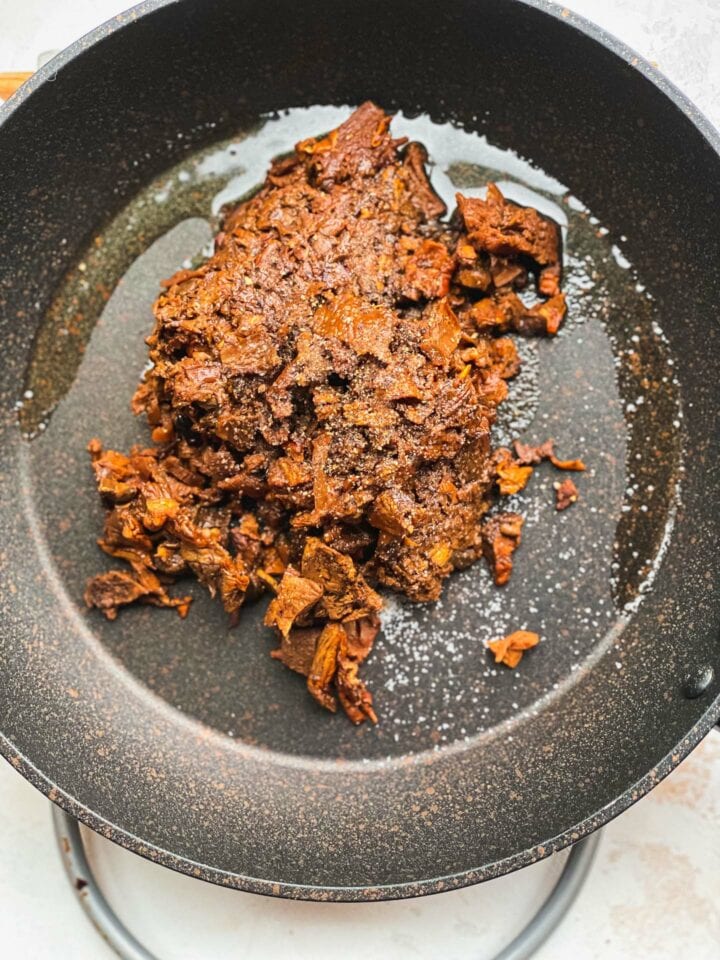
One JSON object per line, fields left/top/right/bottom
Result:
{"left": 0, "top": 71, "right": 33, "bottom": 100}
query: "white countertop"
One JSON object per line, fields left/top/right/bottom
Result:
{"left": 2, "top": 733, "right": 719, "bottom": 959}
{"left": 2, "top": 2, "right": 720, "bottom": 957}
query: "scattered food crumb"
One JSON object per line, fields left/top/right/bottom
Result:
{"left": 555, "top": 477, "right": 579, "bottom": 511}
{"left": 513, "top": 437, "right": 585, "bottom": 471}
{"left": 487, "top": 630, "right": 540, "bottom": 669}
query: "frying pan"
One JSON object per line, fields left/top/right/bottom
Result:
{"left": 1, "top": 0, "right": 719, "bottom": 903}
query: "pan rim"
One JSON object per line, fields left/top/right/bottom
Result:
{"left": 1, "top": 0, "right": 720, "bottom": 901}
{"left": 3, "top": 703, "right": 719, "bottom": 901}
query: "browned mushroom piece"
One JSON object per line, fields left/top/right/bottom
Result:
{"left": 555, "top": 477, "right": 580, "bottom": 511}
{"left": 85, "top": 103, "right": 578, "bottom": 722}
{"left": 488, "top": 630, "right": 540, "bottom": 668}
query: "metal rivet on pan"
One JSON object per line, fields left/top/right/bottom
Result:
{"left": 682, "top": 665, "right": 715, "bottom": 699}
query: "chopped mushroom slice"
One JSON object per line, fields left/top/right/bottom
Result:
{"left": 513, "top": 439, "right": 556, "bottom": 465}
{"left": 481, "top": 513, "right": 524, "bottom": 586}
{"left": 549, "top": 454, "right": 586, "bottom": 472}
{"left": 84, "top": 566, "right": 191, "bottom": 621}
{"left": 488, "top": 630, "right": 540, "bottom": 668}
{"left": 85, "top": 103, "right": 580, "bottom": 723}
{"left": 264, "top": 567, "right": 324, "bottom": 638}
{"left": 555, "top": 477, "right": 580, "bottom": 511}
{"left": 337, "top": 638, "right": 378, "bottom": 724}
{"left": 513, "top": 438, "right": 586, "bottom": 471}
{"left": 457, "top": 184, "right": 562, "bottom": 296}
{"left": 270, "top": 625, "right": 322, "bottom": 675}
{"left": 307, "top": 622, "right": 345, "bottom": 712}
{"left": 493, "top": 448, "right": 534, "bottom": 495}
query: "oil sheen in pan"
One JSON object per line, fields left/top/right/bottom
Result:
{"left": 19, "top": 107, "right": 683, "bottom": 759}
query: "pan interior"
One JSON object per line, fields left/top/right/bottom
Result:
{"left": 19, "top": 107, "right": 682, "bottom": 761}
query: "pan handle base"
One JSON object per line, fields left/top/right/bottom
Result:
{"left": 52, "top": 805, "right": 158, "bottom": 960}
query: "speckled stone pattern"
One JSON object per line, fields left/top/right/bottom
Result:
{"left": 4, "top": 732, "right": 720, "bottom": 959}
{"left": 0, "top": 0, "right": 720, "bottom": 901}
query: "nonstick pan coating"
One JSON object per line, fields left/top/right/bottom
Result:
{"left": 1, "top": 0, "right": 719, "bottom": 900}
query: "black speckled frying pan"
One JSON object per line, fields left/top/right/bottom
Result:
{"left": 1, "top": 0, "right": 719, "bottom": 902}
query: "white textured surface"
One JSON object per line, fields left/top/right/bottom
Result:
{"left": 1, "top": 1, "right": 720, "bottom": 958}
{"left": 1, "top": 736, "right": 719, "bottom": 959}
